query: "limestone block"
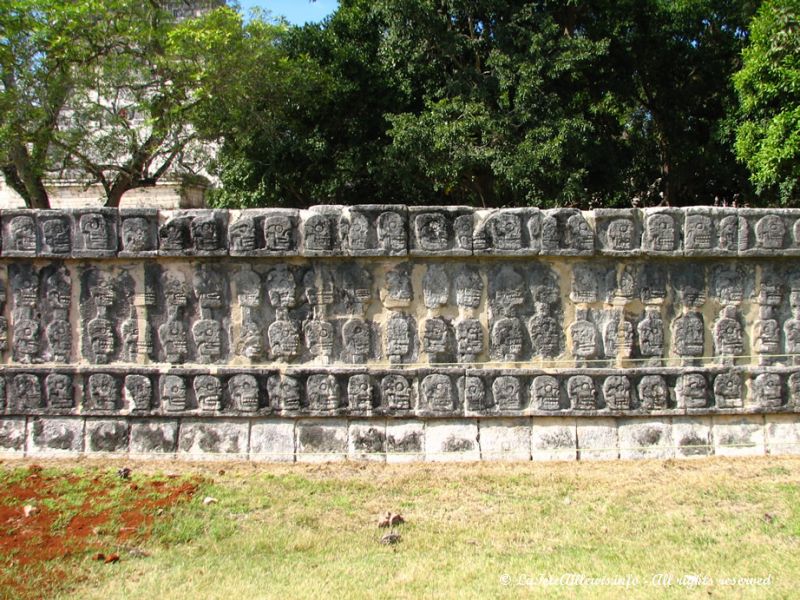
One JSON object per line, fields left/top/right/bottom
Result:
{"left": 0, "top": 417, "right": 27, "bottom": 455}
{"left": 27, "top": 417, "right": 84, "bottom": 455}
{"left": 712, "top": 415, "right": 765, "bottom": 457}
{"left": 296, "top": 418, "right": 347, "bottom": 462}
{"left": 594, "top": 208, "right": 642, "bottom": 256}
{"left": 228, "top": 209, "right": 300, "bottom": 257}
{"left": 473, "top": 208, "right": 541, "bottom": 256}
{"left": 479, "top": 418, "right": 532, "bottom": 461}
{"left": 85, "top": 418, "right": 130, "bottom": 453}
{"left": 618, "top": 418, "right": 674, "bottom": 459}
{"left": 37, "top": 210, "right": 73, "bottom": 257}
{"left": 386, "top": 419, "right": 424, "bottom": 463}
{"left": 642, "top": 208, "right": 682, "bottom": 255}
{"left": 118, "top": 208, "right": 158, "bottom": 257}
{"left": 765, "top": 415, "right": 800, "bottom": 456}
{"left": 577, "top": 418, "right": 618, "bottom": 460}
{"left": 348, "top": 419, "right": 387, "bottom": 462}
{"left": 130, "top": 420, "right": 179, "bottom": 455}
{"left": 300, "top": 206, "right": 345, "bottom": 257}
{"left": 540, "top": 208, "right": 594, "bottom": 256}
{"left": 341, "top": 205, "right": 408, "bottom": 257}
{"left": 424, "top": 419, "right": 479, "bottom": 462}
{"left": 178, "top": 419, "right": 249, "bottom": 459}
{"left": 409, "top": 206, "right": 473, "bottom": 256}
{"left": 72, "top": 208, "right": 119, "bottom": 258}
{"left": 531, "top": 417, "right": 577, "bottom": 461}
{"left": 2, "top": 209, "right": 39, "bottom": 256}
{"left": 672, "top": 416, "right": 713, "bottom": 458}
{"left": 249, "top": 419, "right": 295, "bottom": 462}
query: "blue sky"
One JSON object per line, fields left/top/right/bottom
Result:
{"left": 238, "top": 1, "right": 338, "bottom": 25}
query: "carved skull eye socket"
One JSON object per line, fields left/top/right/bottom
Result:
{"left": 544, "top": 384, "right": 553, "bottom": 394}
{"left": 395, "top": 383, "right": 404, "bottom": 392}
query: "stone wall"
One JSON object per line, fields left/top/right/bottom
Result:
{"left": 1, "top": 205, "right": 800, "bottom": 461}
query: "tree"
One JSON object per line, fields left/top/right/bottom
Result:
{"left": 0, "top": 0, "right": 248, "bottom": 208}
{"left": 735, "top": 0, "right": 800, "bottom": 205}
{"left": 210, "top": 0, "right": 756, "bottom": 209}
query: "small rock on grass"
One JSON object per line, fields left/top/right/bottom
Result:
{"left": 203, "top": 496, "right": 218, "bottom": 506}
{"left": 22, "top": 505, "right": 39, "bottom": 518}
{"left": 380, "top": 531, "right": 401, "bottom": 545}
{"left": 378, "top": 512, "right": 405, "bottom": 528}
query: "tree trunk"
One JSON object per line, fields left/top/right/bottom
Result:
{"left": 7, "top": 142, "right": 50, "bottom": 208}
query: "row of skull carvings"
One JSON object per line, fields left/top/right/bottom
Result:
{"left": 4, "top": 207, "right": 800, "bottom": 258}
{"left": 2, "top": 369, "right": 797, "bottom": 415}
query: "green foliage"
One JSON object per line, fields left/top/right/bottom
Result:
{"left": 735, "top": 0, "right": 800, "bottom": 205}
{"left": 0, "top": 1, "right": 255, "bottom": 207}
{"left": 209, "top": 0, "right": 757, "bottom": 208}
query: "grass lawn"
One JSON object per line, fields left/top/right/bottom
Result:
{"left": 2, "top": 457, "right": 800, "bottom": 599}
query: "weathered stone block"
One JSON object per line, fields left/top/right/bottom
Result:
{"left": 228, "top": 209, "right": 300, "bottom": 256}
{"left": 473, "top": 208, "right": 541, "bottom": 256}
{"left": 672, "top": 416, "right": 713, "bottom": 458}
{"left": 0, "top": 417, "right": 26, "bottom": 455}
{"left": 642, "top": 208, "right": 682, "bottom": 255}
{"left": 618, "top": 418, "right": 674, "bottom": 459}
{"left": 424, "top": 419, "right": 479, "bottom": 461}
{"left": 409, "top": 206, "right": 473, "bottom": 256}
{"left": 118, "top": 209, "right": 158, "bottom": 257}
{"left": 2, "top": 210, "right": 39, "bottom": 256}
{"left": 386, "top": 419, "right": 424, "bottom": 463}
{"left": 765, "top": 415, "right": 800, "bottom": 456}
{"left": 300, "top": 206, "right": 345, "bottom": 257}
{"left": 577, "top": 418, "right": 618, "bottom": 460}
{"left": 479, "top": 418, "right": 531, "bottom": 461}
{"left": 72, "top": 209, "right": 119, "bottom": 258}
{"left": 249, "top": 419, "right": 295, "bottom": 462}
{"left": 531, "top": 418, "right": 577, "bottom": 461}
{"left": 85, "top": 418, "right": 129, "bottom": 453}
{"left": 37, "top": 210, "right": 72, "bottom": 257}
{"left": 341, "top": 205, "right": 408, "bottom": 257}
{"left": 594, "top": 209, "right": 642, "bottom": 256}
{"left": 712, "top": 415, "right": 765, "bottom": 457}
{"left": 348, "top": 419, "right": 387, "bottom": 462}
{"left": 27, "top": 417, "right": 83, "bottom": 455}
{"left": 296, "top": 418, "right": 347, "bottom": 462}
{"left": 130, "top": 420, "right": 179, "bottom": 455}
{"left": 178, "top": 419, "right": 249, "bottom": 459}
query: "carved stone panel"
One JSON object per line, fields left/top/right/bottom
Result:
{"left": 347, "top": 374, "right": 374, "bottom": 410}
{"left": 86, "top": 373, "right": 120, "bottom": 411}
{"left": 45, "top": 373, "right": 74, "bottom": 409}
{"left": 385, "top": 312, "right": 413, "bottom": 364}
{"left": 307, "top": 374, "right": 341, "bottom": 412}
{"left": 492, "top": 375, "right": 522, "bottom": 410}
{"left": 267, "top": 374, "right": 301, "bottom": 411}
{"left": 343, "top": 318, "right": 371, "bottom": 363}
{"left": 713, "top": 371, "right": 743, "bottom": 409}
{"left": 38, "top": 212, "right": 72, "bottom": 256}
{"left": 490, "top": 317, "right": 524, "bottom": 361}
{"left": 194, "top": 375, "right": 223, "bottom": 412}
{"left": 456, "top": 319, "right": 484, "bottom": 363}
{"left": 568, "top": 375, "right": 597, "bottom": 410}
{"left": 423, "top": 265, "right": 450, "bottom": 308}
{"left": 119, "top": 210, "right": 157, "bottom": 256}
{"left": 381, "top": 374, "right": 413, "bottom": 410}
{"left": 11, "top": 374, "right": 42, "bottom": 410}
{"left": 161, "top": 375, "right": 188, "bottom": 412}
{"left": 229, "top": 374, "right": 260, "bottom": 412}
{"left": 677, "top": 373, "right": 708, "bottom": 409}
{"left": 461, "top": 375, "right": 488, "bottom": 411}
{"left": 125, "top": 374, "right": 152, "bottom": 412}
{"left": 753, "top": 373, "right": 782, "bottom": 408}
{"left": 603, "top": 375, "right": 632, "bottom": 410}
{"left": 532, "top": 375, "right": 561, "bottom": 410}
{"left": 637, "top": 375, "right": 668, "bottom": 410}
{"left": 74, "top": 210, "right": 118, "bottom": 257}
{"left": 421, "top": 373, "right": 455, "bottom": 412}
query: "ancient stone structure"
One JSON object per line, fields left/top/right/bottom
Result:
{"left": 2, "top": 206, "right": 800, "bottom": 461}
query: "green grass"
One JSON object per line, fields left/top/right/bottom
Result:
{"left": 7, "top": 456, "right": 785, "bottom": 599}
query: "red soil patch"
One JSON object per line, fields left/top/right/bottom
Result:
{"left": 0, "top": 465, "right": 200, "bottom": 599}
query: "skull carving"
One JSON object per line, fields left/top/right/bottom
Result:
{"left": 713, "top": 372, "right": 742, "bottom": 408}
{"left": 463, "top": 376, "right": 487, "bottom": 411}
{"left": 42, "top": 217, "right": 71, "bottom": 254}
{"left": 607, "top": 219, "right": 635, "bottom": 250}
{"left": 645, "top": 213, "right": 676, "bottom": 251}
{"left": 230, "top": 370, "right": 268, "bottom": 407}
{"left": 377, "top": 211, "right": 405, "bottom": 252}
{"left": 304, "top": 214, "right": 333, "bottom": 251}
{"left": 267, "top": 374, "right": 301, "bottom": 411}
{"left": 493, "top": 375, "right": 522, "bottom": 410}
{"left": 755, "top": 214, "right": 785, "bottom": 249}
{"left": 9, "top": 216, "right": 36, "bottom": 252}
{"left": 455, "top": 268, "right": 482, "bottom": 308}
{"left": 307, "top": 374, "right": 340, "bottom": 412}
{"left": 234, "top": 270, "right": 262, "bottom": 307}
{"left": 422, "top": 374, "right": 454, "bottom": 411}
{"left": 423, "top": 317, "right": 449, "bottom": 356}
{"left": 88, "top": 374, "right": 118, "bottom": 410}
{"left": 191, "top": 216, "right": 221, "bottom": 251}
{"left": 229, "top": 216, "right": 256, "bottom": 252}
{"left": 490, "top": 317, "right": 523, "bottom": 361}
{"left": 343, "top": 318, "right": 371, "bottom": 362}
{"left": 125, "top": 374, "right": 152, "bottom": 411}
{"left": 161, "top": 375, "right": 187, "bottom": 412}
{"left": 565, "top": 213, "right": 594, "bottom": 251}
{"left": 382, "top": 375, "right": 412, "bottom": 410}
{"left": 304, "top": 319, "right": 334, "bottom": 359}
{"left": 415, "top": 213, "right": 449, "bottom": 251}
{"left": 486, "top": 213, "right": 522, "bottom": 250}
{"left": 268, "top": 319, "right": 300, "bottom": 360}
{"left": 14, "top": 374, "right": 42, "bottom": 409}
{"left": 456, "top": 319, "right": 483, "bottom": 362}
{"left": 753, "top": 373, "right": 782, "bottom": 408}
{"left": 532, "top": 375, "right": 560, "bottom": 410}
{"left": 121, "top": 217, "right": 153, "bottom": 252}
{"left": 568, "top": 375, "right": 596, "bottom": 410}
{"left": 79, "top": 213, "right": 110, "bottom": 250}
{"left": 603, "top": 375, "right": 632, "bottom": 410}
{"left": 263, "top": 215, "right": 293, "bottom": 251}
{"left": 45, "top": 373, "right": 73, "bottom": 409}
{"left": 194, "top": 375, "right": 223, "bottom": 412}
{"left": 637, "top": 375, "right": 668, "bottom": 410}
{"left": 347, "top": 374, "right": 373, "bottom": 410}
{"left": 685, "top": 214, "right": 713, "bottom": 250}
{"left": 677, "top": 373, "right": 707, "bottom": 408}
{"left": 192, "top": 319, "right": 222, "bottom": 363}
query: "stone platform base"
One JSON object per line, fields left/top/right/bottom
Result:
{"left": 2, "top": 415, "right": 799, "bottom": 462}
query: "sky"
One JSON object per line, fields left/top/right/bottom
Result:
{"left": 238, "top": 1, "right": 338, "bottom": 25}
